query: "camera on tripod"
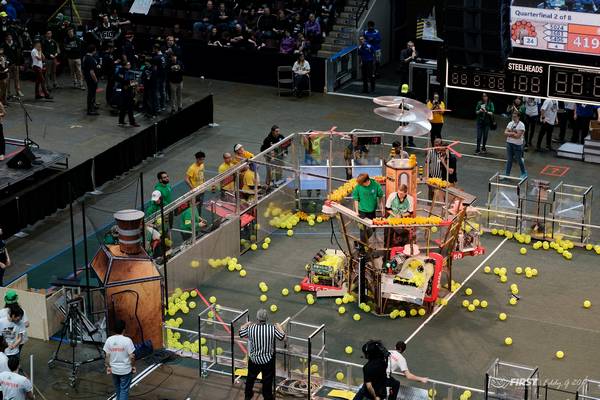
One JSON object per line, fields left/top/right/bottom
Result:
{"left": 362, "top": 339, "right": 390, "bottom": 361}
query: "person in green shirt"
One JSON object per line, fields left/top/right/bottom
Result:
{"left": 180, "top": 206, "right": 206, "bottom": 241}
{"left": 475, "top": 92, "right": 495, "bottom": 154}
{"left": 385, "top": 184, "right": 413, "bottom": 217}
{"left": 352, "top": 173, "right": 383, "bottom": 245}
{"left": 154, "top": 171, "right": 172, "bottom": 205}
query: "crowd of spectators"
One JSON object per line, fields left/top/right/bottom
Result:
{"left": 0, "top": 3, "right": 186, "bottom": 126}
{"left": 192, "top": 0, "right": 340, "bottom": 55}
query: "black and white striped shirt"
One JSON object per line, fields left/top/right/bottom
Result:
{"left": 239, "top": 323, "right": 285, "bottom": 364}
{"left": 426, "top": 149, "right": 443, "bottom": 178}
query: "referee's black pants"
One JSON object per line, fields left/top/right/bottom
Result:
{"left": 245, "top": 357, "right": 275, "bottom": 400}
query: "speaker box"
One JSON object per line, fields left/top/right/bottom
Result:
{"left": 7, "top": 147, "right": 36, "bottom": 169}
{"left": 442, "top": 0, "right": 511, "bottom": 68}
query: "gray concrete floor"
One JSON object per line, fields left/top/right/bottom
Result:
{"left": 4, "top": 73, "right": 600, "bottom": 398}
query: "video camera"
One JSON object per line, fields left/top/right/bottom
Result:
{"left": 362, "top": 339, "right": 390, "bottom": 361}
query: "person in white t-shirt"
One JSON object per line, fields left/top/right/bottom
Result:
{"left": 1, "top": 291, "right": 31, "bottom": 352}
{"left": 383, "top": 341, "right": 427, "bottom": 400}
{"left": 504, "top": 112, "right": 527, "bottom": 179}
{"left": 0, "top": 336, "right": 10, "bottom": 373}
{"left": 0, "top": 357, "right": 33, "bottom": 400}
{"left": 104, "top": 320, "right": 136, "bottom": 400}
{"left": 30, "top": 41, "right": 51, "bottom": 100}
{"left": 0, "top": 305, "right": 26, "bottom": 359}
{"left": 537, "top": 99, "right": 558, "bottom": 152}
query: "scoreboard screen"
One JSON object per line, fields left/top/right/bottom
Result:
{"left": 446, "top": 58, "right": 600, "bottom": 104}
{"left": 510, "top": 1, "right": 600, "bottom": 57}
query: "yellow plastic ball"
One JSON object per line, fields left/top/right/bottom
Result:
{"left": 239, "top": 269, "right": 247, "bottom": 277}
{"left": 399, "top": 310, "right": 407, "bottom": 318}
{"left": 264, "top": 237, "right": 271, "bottom": 244}
{"left": 520, "top": 248, "right": 527, "bottom": 255}
{"left": 251, "top": 244, "right": 258, "bottom": 251}
{"left": 262, "top": 243, "right": 269, "bottom": 250}
{"left": 467, "top": 304, "right": 475, "bottom": 312}
{"left": 260, "top": 294, "right": 268, "bottom": 302}
{"left": 484, "top": 266, "right": 491, "bottom": 273}
{"left": 294, "top": 285, "right": 302, "bottom": 293}
{"left": 189, "top": 301, "right": 196, "bottom": 309}
{"left": 465, "top": 288, "right": 473, "bottom": 296}
{"left": 190, "top": 291, "right": 197, "bottom": 298}
{"left": 308, "top": 220, "right": 315, "bottom": 226}
{"left": 462, "top": 300, "right": 470, "bottom": 308}
{"left": 431, "top": 226, "right": 438, "bottom": 233}
{"left": 493, "top": 267, "right": 500, "bottom": 275}
{"left": 525, "top": 270, "right": 533, "bottom": 278}
{"left": 335, "top": 298, "right": 343, "bottom": 305}
{"left": 500, "top": 275, "right": 508, "bottom": 283}
{"left": 504, "top": 337, "right": 513, "bottom": 345}
{"left": 509, "top": 297, "right": 518, "bottom": 305}
{"left": 209, "top": 296, "right": 217, "bottom": 304}
{"left": 287, "top": 230, "right": 294, "bottom": 236}
{"left": 515, "top": 267, "right": 523, "bottom": 274}
{"left": 338, "top": 306, "right": 346, "bottom": 314}
{"left": 353, "top": 313, "right": 361, "bottom": 321}
{"left": 584, "top": 300, "right": 592, "bottom": 308}
{"left": 499, "top": 312, "right": 507, "bottom": 321}
{"left": 345, "top": 346, "right": 353, "bottom": 355}
{"left": 480, "top": 300, "right": 488, "bottom": 308}
{"left": 531, "top": 268, "right": 538, "bottom": 276}
{"left": 409, "top": 309, "right": 417, "bottom": 317}
{"left": 307, "top": 297, "right": 315, "bottom": 305}
{"left": 336, "top": 372, "right": 345, "bottom": 381}
{"left": 281, "top": 288, "right": 289, "bottom": 296}
{"left": 207, "top": 311, "right": 214, "bottom": 319}
{"left": 176, "top": 317, "right": 183, "bottom": 325}
{"left": 190, "top": 260, "right": 200, "bottom": 268}
{"left": 418, "top": 308, "right": 426, "bottom": 316}
{"left": 472, "top": 299, "right": 480, "bottom": 307}
{"left": 270, "top": 304, "right": 278, "bottom": 312}
{"left": 440, "top": 298, "right": 448, "bottom": 306}
{"left": 556, "top": 351, "right": 564, "bottom": 359}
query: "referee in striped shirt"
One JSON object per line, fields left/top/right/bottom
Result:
{"left": 239, "top": 309, "right": 286, "bottom": 400}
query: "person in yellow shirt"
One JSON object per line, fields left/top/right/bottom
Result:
{"left": 185, "top": 151, "right": 205, "bottom": 216}
{"left": 427, "top": 92, "right": 445, "bottom": 145}
{"left": 241, "top": 163, "right": 259, "bottom": 203}
{"left": 218, "top": 152, "right": 235, "bottom": 199}
{"left": 232, "top": 143, "right": 254, "bottom": 164}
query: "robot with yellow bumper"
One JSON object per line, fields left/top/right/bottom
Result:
{"left": 299, "top": 249, "right": 347, "bottom": 296}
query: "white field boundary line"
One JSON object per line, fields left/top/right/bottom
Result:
{"left": 107, "top": 362, "right": 162, "bottom": 400}
{"left": 405, "top": 238, "right": 509, "bottom": 344}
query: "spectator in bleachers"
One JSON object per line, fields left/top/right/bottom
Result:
{"left": 304, "top": 13, "right": 320, "bottom": 51}
{"left": 230, "top": 24, "right": 246, "bottom": 47}
{"left": 275, "top": 9, "right": 289, "bottom": 35}
{"left": 42, "top": 30, "right": 60, "bottom": 89}
{"left": 358, "top": 35, "right": 375, "bottom": 93}
{"left": 290, "top": 13, "right": 303, "bottom": 36}
{"left": 63, "top": 27, "right": 85, "bottom": 90}
{"left": 279, "top": 29, "right": 295, "bottom": 54}
{"left": 2, "top": 33, "right": 22, "bottom": 98}
{"left": 207, "top": 27, "right": 221, "bottom": 46}
{"left": 216, "top": 2, "right": 231, "bottom": 31}
{"left": 257, "top": 7, "right": 277, "bottom": 38}
{"left": 167, "top": 53, "right": 183, "bottom": 113}
{"left": 294, "top": 32, "right": 310, "bottom": 56}
{"left": 320, "top": 0, "right": 336, "bottom": 33}
{"left": 292, "top": 53, "right": 310, "bottom": 97}
{"left": 193, "top": 0, "right": 217, "bottom": 33}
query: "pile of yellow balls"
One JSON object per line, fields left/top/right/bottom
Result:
{"left": 327, "top": 179, "right": 358, "bottom": 202}
{"left": 166, "top": 288, "right": 199, "bottom": 317}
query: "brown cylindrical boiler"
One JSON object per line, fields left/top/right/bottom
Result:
{"left": 113, "top": 210, "right": 145, "bottom": 254}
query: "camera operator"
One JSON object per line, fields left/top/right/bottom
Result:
{"left": 354, "top": 340, "right": 390, "bottom": 400}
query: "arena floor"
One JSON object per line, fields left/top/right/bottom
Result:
{"left": 5, "top": 73, "right": 600, "bottom": 399}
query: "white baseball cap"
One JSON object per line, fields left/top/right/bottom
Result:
{"left": 151, "top": 190, "right": 162, "bottom": 201}
{"left": 234, "top": 144, "right": 243, "bottom": 152}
